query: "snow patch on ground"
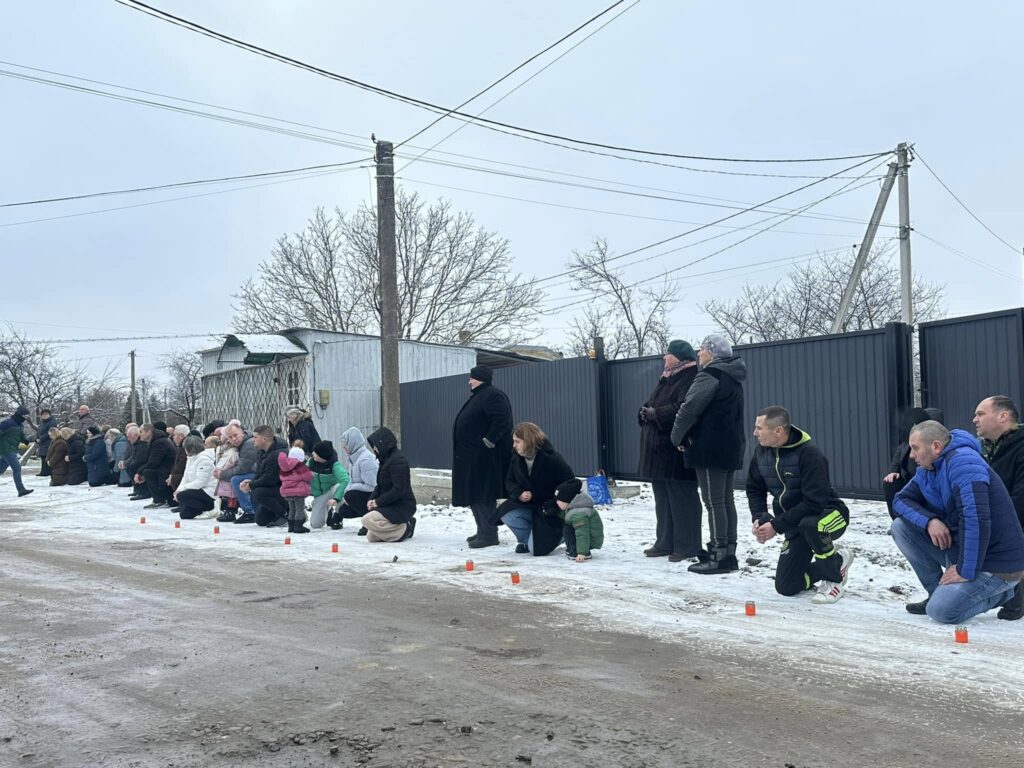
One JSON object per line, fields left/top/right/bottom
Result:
{"left": 5, "top": 474, "right": 1022, "bottom": 709}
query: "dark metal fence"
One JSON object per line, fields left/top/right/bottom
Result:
{"left": 919, "top": 309, "right": 1024, "bottom": 432}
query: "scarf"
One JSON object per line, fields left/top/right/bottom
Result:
{"left": 983, "top": 425, "right": 1019, "bottom": 462}
{"left": 662, "top": 358, "right": 697, "bottom": 380}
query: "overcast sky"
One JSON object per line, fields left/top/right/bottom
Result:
{"left": 2, "top": 1, "right": 1022, "bottom": 383}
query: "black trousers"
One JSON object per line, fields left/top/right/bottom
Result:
{"left": 252, "top": 486, "right": 288, "bottom": 526}
{"left": 131, "top": 480, "right": 150, "bottom": 498}
{"left": 177, "top": 489, "right": 215, "bottom": 519}
{"left": 883, "top": 477, "right": 908, "bottom": 520}
{"left": 774, "top": 511, "right": 848, "bottom": 596}
{"left": 143, "top": 469, "right": 172, "bottom": 503}
{"left": 651, "top": 479, "right": 702, "bottom": 556}
{"left": 39, "top": 454, "right": 51, "bottom": 477}
{"left": 337, "top": 489, "right": 372, "bottom": 519}
{"left": 470, "top": 500, "right": 498, "bottom": 540}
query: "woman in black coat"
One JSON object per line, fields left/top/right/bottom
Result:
{"left": 362, "top": 427, "right": 417, "bottom": 542}
{"left": 493, "top": 422, "right": 575, "bottom": 557}
{"left": 65, "top": 431, "right": 88, "bottom": 486}
{"left": 84, "top": 427, "right": 113, "bottom": 487}
{"left": 639, "top": 340, "right": 702, "bottom": 561}
{"left": 286, "top": 408, "right": 321, "bottom": 454}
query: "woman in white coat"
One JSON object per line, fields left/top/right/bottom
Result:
{"left": 175, "top": 435, "right": 219, "bottom": 520}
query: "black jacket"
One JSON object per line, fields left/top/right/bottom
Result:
{"left": 35, "top": 416, "right": 57, "bottom": 454}
{"left": 367, "top": 427, "right": 417, "bottom": 524}
{"left": 126, "top": 439, "right": 149, "bottom": 476}
{"left": 452, "top": 382, "right": 514, "bottom": 506}
{"left": 250, "top": 436, "right": 288, "bottom": 490}
{"left": 142, "top": 429, "right": 175, "bottom": 475}
{"left": 671, "top": 356, "right": 747, "bottom": 471}
{"left": 85, "top": 437, "right": 112, "bottom": 485}
{"left": 288, "top": 417, "right": 321, "bottom": 452}
{"left": 638, "top": 365, "right": 698, "bottom": 481}
{"left": 65, "top": 433, "right": 88, "bottom": 485}
{"left": 887, "top": 407, "right": 934, "bottom": 482}
{"left": 983, "top": 427, "right": 1024, "bottom": 526}
{"left": 495, "top": 439, "right": 575, "bottom": 556}
{"left": 746, "top": 426, "right": 848, "bottom": 536}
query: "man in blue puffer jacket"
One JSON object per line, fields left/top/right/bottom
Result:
{"left": 893, "top": 420, "right": 1024, "bottom": 624}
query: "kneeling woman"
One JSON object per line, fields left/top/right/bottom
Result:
{"left": 361, "top": 427, "right": 417, "bottom": 542}
{"left": 495, "top": 422, "right": 576, "bottom": 556}
{"left": 175, "top": 435, "right": 219, "bottom": 519}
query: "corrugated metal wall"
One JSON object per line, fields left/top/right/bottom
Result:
{"left": 920, "top": 309, "right": 1024, "bottom": 432}
{"left": 401, "top": 356, "right": 601, "bottom": 475}
{"left": 605, "top": 356, "right": 663, "bottom": 477}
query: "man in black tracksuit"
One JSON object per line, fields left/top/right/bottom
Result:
{"left": 747, "top": 406, "right": 854, "bottom": 604}
{"left": 974, "top": 395, "right": 1024, "bottom": 620}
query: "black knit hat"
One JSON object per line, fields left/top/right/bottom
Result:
{"left": 470, "top": 365, "right": 493, "bottom": 383}
{"left": 86, "top": 425, "right": 102, "bottom": 437}
{"left": 554, "top": 478, "right": 583, "bottom": 503}
{"left": 153, "top": 421, "right": 167, "bottom": 432}
{"left": 311, "top": 440, "right": 336, "bottom": 461}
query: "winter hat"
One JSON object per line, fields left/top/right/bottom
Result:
{"left": 153, "top": 421, "right": 167, "bottom": 432}
{"left": 312, "top": 440, "right": 336, "bottom": 462}
{"left": 554, "top": 478, "right": 583, "bottom": 503}
{"left": 700, "top": 334, "right": 733, "bottom": 359}
{"left": 666, "top": 339, "right": 696, "bottom": 361}
{"left": 13, "top": 405, "right": 30, "bottom": 420}
{"left": 469, "top": 365, "right": 493, "bottom": 383}
{"left": 86, "top": 425, "right": 102, "bottom": 437}
{"left": 288, "top": 446, "right": 305, "bottom": 460}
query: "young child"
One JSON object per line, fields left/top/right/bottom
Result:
{"left": 279, "top": 445, "right": 314, "bottom": 534}
{"left": 214, "top": 436, "right": 240, "bottom": 522}
{"left": 553, "top": 478, "right": 604, "bottom": 562}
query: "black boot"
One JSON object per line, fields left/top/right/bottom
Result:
{"left": 357, "top": 526, "right": 368, "bottom": 536}
{"left": 294, "top": 521, "right": 310, "bottom": 534}
{"left": 17, "top": 488, "right": 34, "bottom": 498}
{"left": 998, "top": 583, "right": 1023, "bottom": 621}
{"left": 688, "top": 548, "right": 736, "bottom": 575}
{"left": 905, "top": 598, "right": 929, "bottom": 615}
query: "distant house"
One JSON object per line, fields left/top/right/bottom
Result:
{"left": 199, "top": 328, "right": 477, "bottom": 440}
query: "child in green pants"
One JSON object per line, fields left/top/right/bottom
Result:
{"left": 554, "top": 478, "right": 604, "bottom": 562}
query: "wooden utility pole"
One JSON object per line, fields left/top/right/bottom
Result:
{"left": 897, "top": 142, "right": 914, "bottom": 325}
{"left": 130, "top": 350, "right": 137, "bottom": 424}
{"left": 375, "top": 139, "right": 401, "bottom": 439}
{"left": 831, "top": 162, "right": 898, "bottom": 334}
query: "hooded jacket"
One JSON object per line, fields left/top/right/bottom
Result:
{"left": 560, "top": 490, "right": 605, "bottom": 555}
{"left": 746, "top": 426, "right": 849, "bottom": 535}
{"left": 249, "top": 436, "right": 288, "bottom": 490}
{"left": 342, "top": 427, "right": 379, "bottom": 494}
{"left": 278, "top": 452, "right": 314, "bottom": 497}
{"left": 894, "top": 429, "right": 1024, "bottom": 580}
{"left": 0, "top": 406, "right": 29, "bottom": 454}
{"left": 367, "top": 427, "right": 417, "bottom": 524}
{"left": 670, "top": 355, "right": 747, "bottom": 470}
{"left": 178, "top": 448, "right": 218, "bottom": 497}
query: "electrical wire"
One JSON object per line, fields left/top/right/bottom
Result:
{"left": 398, "top": 0, "right": 638, "bottom": 171}
{"left": 914, "top": 229, "right": 1023, "bottom": 282}
{"left": 1, "top": 157, "right": 371, "bottom": 208}
{"left": 115, "top": 0, "right": 892, "bottom": 164}
{"left": 915, "top": 150, "right": 1020, "bottom": 255}
{"left": 398, "top": 0, "right": 630, "bottom": 149}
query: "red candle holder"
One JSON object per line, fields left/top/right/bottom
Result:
{"left": 174, "top": 520, "right": 180, "bottom": 529}
{"left": 955, "top": 625, "right": 968, "bottom": 644}
{"left": 213, "top": 525, "right": 220, "bottom": 535}
{"left": 284, "top": 536, "right": 292, "bottom": 545}
{"left": 331, "top": 543, "right": 339, "bottom": 553}
{"left": 745, "top": 601, "right": 756, "bottom": 616}
{"left": 511, "top": 571, "right": 521, "bottom": 585}
{"left": 465, "top": 560, "right": 474, "bottom": 571}
{"left": 139, "top": 516, "right": 146, "bottom": 525}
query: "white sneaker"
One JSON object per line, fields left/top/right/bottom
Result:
{"left": 812, "top": 547, "right": 854, "bottom": 605}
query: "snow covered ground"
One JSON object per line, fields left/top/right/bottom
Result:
{"left": 6, "top": 473, "right": 1022, "bottom": 710}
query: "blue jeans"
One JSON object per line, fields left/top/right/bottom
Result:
{"left": 892, "top": 517, "right": 1019, "bottom": 624}
{"left": 0, "top": 451, "right": 27, "bottom": 493}
{"left": 501, "top": 507, "right": 534, "bottom": 551}
{"left": 230, "top": 473, "right": 256, "bottom": 513}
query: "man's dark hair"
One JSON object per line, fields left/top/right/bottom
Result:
{"left": 757, "top": 405, "right": 791, "bottom": 430}
{"left": 254, "top": 425, "right": 275, "bottom": 439}
{"left": 989, "top": 395, "right": 1019, "bottom": 423}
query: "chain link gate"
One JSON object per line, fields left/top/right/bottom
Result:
{"left": 202, "top": 358, "right": 309, "bottom": 436}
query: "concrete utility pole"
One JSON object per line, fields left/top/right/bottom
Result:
{"left": 897, "top": 142, "right": 914, "bottom": 325}
{"left": 129, "top": 350, "right": 137, "bottom": 424}
{"left": 375, "top": 139, "right": 401, "bottom": 439}
{"left": 831, "top": 162, "right": 899, "bottom": 334}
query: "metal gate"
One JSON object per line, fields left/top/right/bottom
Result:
{"left": 202, "top": 357, "right": 309, "bottom": 435}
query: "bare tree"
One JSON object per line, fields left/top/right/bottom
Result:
{"left": 0, "top": 326, "right": 87, "bottom": 424}
{"left": 702, "top": 245, "right": 945, "bottom": 344}
{"left": 160, "top": 348, "right": 203, "bottom": 425}
{"left": 233, "top": 191, "right": 543, "bottom": 347}
{"left": 566, "top": 238, "right": 677, "bottom": 359}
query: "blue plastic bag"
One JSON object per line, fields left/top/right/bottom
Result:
{"left": 586, "top": 470, "right": 613, "bottom": 505}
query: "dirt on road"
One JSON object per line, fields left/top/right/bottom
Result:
{"left": 1, "top": 528, "right": 1021, "bottom": 767}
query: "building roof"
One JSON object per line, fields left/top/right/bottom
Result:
{"left": 223, "top": 333, "right": 307, "bottom": 364}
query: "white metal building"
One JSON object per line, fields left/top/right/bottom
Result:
{"left": 200, "top": 328, "right": 476, "bottom": 441}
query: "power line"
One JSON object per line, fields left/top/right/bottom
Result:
{"left": 398, "top": 0, "right": 630, "bottom": 149}
{"left": 914, "top": 150, "right": 1020, "bottom": 255}
{"left": 914, "top": 229, "right": 1023, "bottom": 282}
{"left": 0, "top": 61, "right": 893, "bottom": 181}
{"left": 115, "top": 0, "right": 891, "bottom": 164}
{"left": 35, "top": 333, "right": 228, "bottom": 344}
{"left": 0, "top": 158, "right": 371, "bottom": 208}
{"left": 398, "top": 0, "right": 638, "bottom": 171}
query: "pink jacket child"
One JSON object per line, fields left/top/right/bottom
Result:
{"left": 278, "top": 447, "right": 314, "bottom": 498}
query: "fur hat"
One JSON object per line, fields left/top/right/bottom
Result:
{"left": 554, "top": 478, "right": 583, "bottom": 503}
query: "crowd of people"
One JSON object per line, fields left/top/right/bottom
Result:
{"left": 2, "top": 338, "right": 1023, "bottom": 625}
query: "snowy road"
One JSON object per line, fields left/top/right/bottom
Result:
{"left": 1, "top": 473, "right": 1022, "bottom": 766}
